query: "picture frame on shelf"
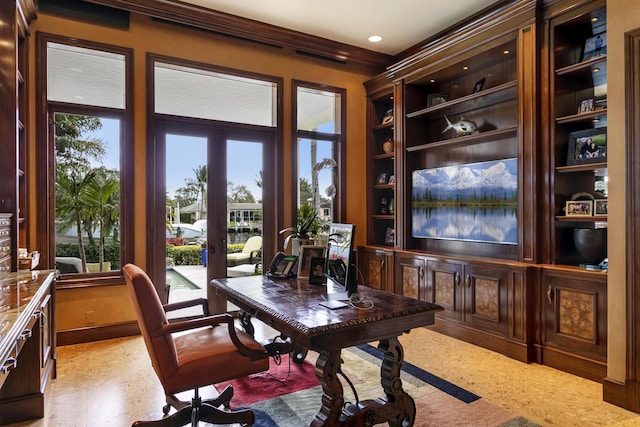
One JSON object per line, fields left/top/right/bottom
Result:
{"left": 308, "top": 257, "right": 326, "bottom": 284}
{"left": 381, "top": 109, "right": 393, "bottom": 125}
{"left": 384, "top": 228, "right": 395, "bottom": 246}
{"left": 427, "top": 92, "right": 449, "bottom": 107}
{"left": 376, "top": 171, "right": 389, "bottom": 185}
{"left": 567, "top": 127, "right": 607, "bottom": 165}
{"left": 582, "top": 32, "right": 606, "bottom": 62}
{"left": 379, "top": 196, "right": 389, "bottom": 214}
{"left": 297, "top": 245, "right": 326, "bottom": 279}
{"left": 565, "top": 200, "right": 593, "bottom": 216}
{"left": 388, "top": 175, "right": 395, "bottom": 185}
{"left": 472, "top": 77, "right": 486, "bottom": 93}
{"left": 579, "top": 98, "right": 594, "bottom": 113}
{"left": 594, "top": 199, "right": 608, "bottom": 216}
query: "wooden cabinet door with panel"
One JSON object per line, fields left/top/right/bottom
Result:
{"left": 426, "top": 259, "right": 463, "bottom": 322}
{"left": 395, "top": 252, "right": 426, "bottom": 300}
{"left": 358, "top": 246, "right": 394, "bottom": 292}
{"left": 463, "top": 264, "right": 510, "bottom": 336}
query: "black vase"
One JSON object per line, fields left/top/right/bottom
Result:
{"left": 573, "top": 228, "right": 607, "bottom": 264}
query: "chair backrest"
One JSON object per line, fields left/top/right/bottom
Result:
{"left": 242, "top": 236, "right": 262, "bottom": 253}
{"left": 123, "top": 264, "right": 179, "bottom": 385}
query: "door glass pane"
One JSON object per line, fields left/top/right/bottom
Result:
{"left": 54, "top": 113, "right": 121, "bottom": 273}
{"left": 227, "top": 140, "right": 263, "bottom": 275}
{"left": 165, "top": 134, "right": 208, "bottom": 303}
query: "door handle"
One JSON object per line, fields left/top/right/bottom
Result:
{"left": 221, "top": 239, "right": 227, "bottom": 253}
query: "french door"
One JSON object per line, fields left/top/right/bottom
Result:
{"left": 149, "top": 118, "right": 277, "bottom": 309}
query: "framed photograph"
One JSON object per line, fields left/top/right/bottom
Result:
{"left": 472, "top": 77, "right": 486, "bottom": 94}
{"left": 384, "top": 228, "right": 395, "bottom": 246}
{"left": 427, "top": 92, "right": 449, "bottom": 107}
{"left": 379, "top": 196, "right": 389, "bottom": 214}
{"left": 308, "top": 257, "right": 326, "bottom": 284}
{"left": 594, "top": 199, "right": 608, "bottom": 216}
{"left": 565, "top": 200, "right": 593, "bottom": 216}
{"left": 388, "top": 175, "right": 395, "bottom": 185}
{"left": 297, "top": 245, "right": 326, "bottom": 279}
{"left": 579, "top": 98, "right": 594, "bottom": 113}
{"left": 582, "top": 33, "right": 606, "bottom": 62}
{"left": 381, "top": 109, "right": 393, "bottom": 125}
{"left": 376, "top": 171, "right": 388, "bottom": 185}
{"left": 566, "top": 127, "right": 607, "bottom": 165}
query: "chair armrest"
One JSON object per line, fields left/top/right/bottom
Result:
{"left": 156, "top": 313, "right": 268, "bottom": 361}
{"left": 163, "top": 298, "right": 210, "bottom": 316}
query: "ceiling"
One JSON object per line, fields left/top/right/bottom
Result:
{"left": 178, "top": 0, "right": 501, "bottom": 56}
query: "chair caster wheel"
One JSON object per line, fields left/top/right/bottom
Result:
{"left": 162, "top": 403, "right": 171, "bottom": 415}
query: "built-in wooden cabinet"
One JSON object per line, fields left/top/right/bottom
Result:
{"left": 539, "top": 266, "right": 607, "bottom": 382}
{"left": 361, "top": 0, "right": 611, "bottom": 380}
{"left": 0, "top": 0, "right": 35, "bottom": 272}
{"left": 358, "top": 246, "right": 394, "bottom": 292}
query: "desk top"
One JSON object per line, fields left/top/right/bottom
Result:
{"left": 0, "top": 270, "right": 56, "bottom": 363}
{"left": 211, "top": 275, "right": 442, "bottom": 351}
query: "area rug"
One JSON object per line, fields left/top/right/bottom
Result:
{"left": 218, "top": 345, "right": 541, "bottom": 426}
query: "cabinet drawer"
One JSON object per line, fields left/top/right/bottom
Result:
{"left": 0, "top": 236, "right": 10, "bottom": 259}
{"left": 0, "top": 255, "right": 10, "bottom": 276}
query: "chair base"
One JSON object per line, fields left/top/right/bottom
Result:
{"left": 133, "top": 386, "right": 254, "bottom": 427}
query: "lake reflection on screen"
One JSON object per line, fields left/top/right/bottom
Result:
{"left": 412, "top": 207, "right": 518, "bottom": 244}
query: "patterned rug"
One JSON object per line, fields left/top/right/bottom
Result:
{"left": 220, "top": 344, "right": 540, "bottom": 426}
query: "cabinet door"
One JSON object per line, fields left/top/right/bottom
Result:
{"left": 395, "top": 253, "right": 425, "bottom": 300}
{"left": 542, "top": 272, "right": 607, "bottom": 363}
{"left": 463, "top": 264, "right": 509, "bottom": 336}
{"left": 426, "top": 259, "right": 463, "bottom": 322}
{"left": 358, "top": 246, "right": 393, "bottom": 291}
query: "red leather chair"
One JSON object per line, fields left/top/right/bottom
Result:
{"left": 123, "top": 264, "right": 269, "bottom": 426}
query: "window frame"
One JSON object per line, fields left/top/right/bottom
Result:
{"left": 36, "top": 33, "right": 134, "bottom": 285}
{"left": 291, "top": 80, "right": 347, "bottom": 224}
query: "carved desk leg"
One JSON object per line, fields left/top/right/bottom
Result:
{"left": 378, "top": 337, "right": 415, "bottom": 427}
{"left": 310, "top": 350, "right": 345, "bottom": 426}
{"left": 238, "top": 310, "right": 255, "bottom": 336}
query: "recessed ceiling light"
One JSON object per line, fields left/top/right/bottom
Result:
{"left": 463, "top": 66, "right": 469, "bottom": 70}
{"left": 368, "top": 35, "right": 382, "bottom": 43}
{"left": 591, "top": 17, "right": 599, "bottom": 23}
{"left": 503, "top": 50, "right": 510, "bottom": 55}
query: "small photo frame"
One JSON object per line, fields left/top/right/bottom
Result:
{"left": 308, "top": 257, "right": 326, "bottom": 284}
{"left": 379, "top": 196, "right": 389, "bottom": 214}
{"left": 427, "top": 93, "right": 449, "bottom": 107}
{"left": 384, "top": 228, "right": 395, "bottom": 246}
{"left": 381, "top": 109, "right": 393, "bottom": 125}
{"left": 376, "top": 171, "right": 388, "bottom": 185}
{"left": 297, "top": 245, "right": 326, "bottom": 279}
{"left": 567, "top": 127, "right": 607, "bottom": 166}
{"left": 566, "top": 200, "right": 593, "bottom": 216}
{"left": 579, "top": 98, "right": 594, "bottom": 113}
{"left": 388, "top": 175, "right": 395, "bottom": 185}
{"left": 472, "top": 77, "right": 486, "bottom": 94}
{"left": 582, "top": 33, "right": 606, "bottom": 62}
{"left": 594, "top": 199, "right": 608, "bottom": 216}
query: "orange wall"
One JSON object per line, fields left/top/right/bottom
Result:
{"left": 29, "top": 11, "right": 376, "bottom": 332}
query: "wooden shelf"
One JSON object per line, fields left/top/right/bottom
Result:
{"left": 373, "top": 184, "right": 394, "bottom": 190}
{"left": 556, "top": 55, "right": 607, "bottom": 76}
{"left": 406, "top": 81, "right": 517, "bottom": 120}
{"left": 373, "top": 152, "right": 394, "bottom": 160}
{"left": 556, "top": 109, "right": 607, "bottom": 124}
{"left": 373, "top": 121, "right": 393, "bottom": 131}
{"left": 556, "top": 215, "right": 607, "bottom": 223}
{"left": 406, "top": 126, "right": 517, "bottom": 152}
{"left": 556, "top": 162, "right": 607, "bottom": 173}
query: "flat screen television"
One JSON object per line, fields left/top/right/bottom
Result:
{"left": 324, "top": 223, "right": 357, "bottom": 298}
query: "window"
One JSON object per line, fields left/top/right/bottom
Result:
{"left": 294, "top": 81, "right": 346, "bottom": 222}
{"left": 40, "top": 36, "right": 133, "bottom": 275}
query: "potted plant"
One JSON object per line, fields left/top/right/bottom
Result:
{"left": 280, "top": 201, "right": 321, "bottom": 256}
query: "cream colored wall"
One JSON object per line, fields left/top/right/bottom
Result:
{"left": 56, "top": 285, "right": 136, "bottom": 330}
{"left": 606, "top": 0, "right": 640, "bottom": 383}
{"left": 29, "top": 12, "right": 374, "bottom": 332}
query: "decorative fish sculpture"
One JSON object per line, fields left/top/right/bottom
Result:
{"left": 442, "top": 116, "right": 477, "bottom": 136}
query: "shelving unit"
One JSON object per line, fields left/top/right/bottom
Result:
{"left": 366, "top": 86, "right": 396, "bottom": 247}
{"left": 549, "top": 1, "right": 607, "bottom": 267}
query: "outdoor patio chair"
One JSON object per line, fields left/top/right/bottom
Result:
{"left": 226, "top": 235, "right": 262, "bottom": 266}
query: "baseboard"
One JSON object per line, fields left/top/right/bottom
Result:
{"left": 57, "top": 321, "right": 140, "bottom": 346}
{"left": 603, "top": 378, "right": 640, "bottom": 413}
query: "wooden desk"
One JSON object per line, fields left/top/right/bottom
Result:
{"left": 211, "top": 275, "right": 442, "bottom": 426}
{"left": 0, "top": 270, "right": 56, "bottom": 425}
